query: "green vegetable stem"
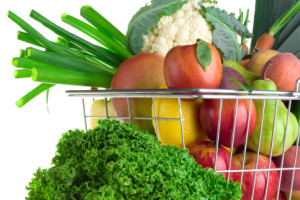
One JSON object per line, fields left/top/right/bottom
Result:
{"left": 8, "top": 6, "right": 129, "bottom": 108}
{"left": 80, "top": 5, "right": 127, "bottom": 46}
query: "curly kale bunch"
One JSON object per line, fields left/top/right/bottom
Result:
{"left": 26, "top": 119, "right": 242, "bottom": 200}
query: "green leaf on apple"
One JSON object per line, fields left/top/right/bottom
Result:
{"left": 196, "top": 40, "right": 212, "bottom": 71}
{"left": 229, "top": 77, "right": 255, "bottom": 93}
{"left": 198, "top": 2, "right": 252, "bottom": 63}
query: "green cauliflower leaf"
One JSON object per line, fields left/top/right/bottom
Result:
{"left": 199, "top": 3, "right": 252, "bottom": 62}
{"left": 126, "top": 0, "right": 188, "bottom": 55}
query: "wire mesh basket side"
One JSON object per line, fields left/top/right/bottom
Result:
{"left": 68, "top": 87, "right": 300, "bottom": 200}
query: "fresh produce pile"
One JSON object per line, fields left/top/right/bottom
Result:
{"left": 7, "top": 0, "right": 300, "bottom": 199}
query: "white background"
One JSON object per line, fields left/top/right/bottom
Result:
{"left": 0, "top": 0, "right": 255, "bottom": 198}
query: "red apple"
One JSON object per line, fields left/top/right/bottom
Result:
{"left": 273, "top": 145, "right": 300, "bottom": 192}
{"left": 111, "top": 53, "right": 165, "bottom": 134}
{"left": 199, "top": 99, "right": 257, "bottom": 148}
{"left": 261, "top": 53, "right": 300, "bottom": 91}
{"left": 164, "top": 42, "right": 222, "bottom": 89}
{"left": 187, "top": 141, "right": 230, "bottom": 179}
{"left": 230, "top": 152, "right": 279, "bottom": 200}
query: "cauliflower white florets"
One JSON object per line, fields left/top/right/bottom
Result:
{"left": 141, "top": 0, "right": 217, "bottom": 57}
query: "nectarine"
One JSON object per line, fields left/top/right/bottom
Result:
{"left": 261, "top": 53, "right": 300, "bottom": 91}
{"left": 111, "top": 53, "right": 165, "bottom": 134}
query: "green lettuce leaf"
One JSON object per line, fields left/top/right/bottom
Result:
{"left": 126, "top": 0, "right": 188, "bottom": 55}
{"left": 199, "top": 3, "right": 252, "bottom": 62}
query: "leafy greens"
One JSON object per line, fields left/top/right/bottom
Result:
{"left": 26, "top": 119, "right": 242, "bottom": 200}
{"left": 199, "top": 2, "right": 252, "bottom": 63}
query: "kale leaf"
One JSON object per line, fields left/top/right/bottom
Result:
{"left": 26, "top": 119, "right": 242, "bottom": 200}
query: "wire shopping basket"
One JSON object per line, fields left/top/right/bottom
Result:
{"left": 66, "top": 78, "right": 300, "bottom": 200}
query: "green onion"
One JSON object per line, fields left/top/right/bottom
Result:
{"left": 13, "top": 57, "right": 34, "bottom": 69}
{"left": 26, "top": 47, "right": 116, "bottom": 74}
{"left": 32, "top": 65, "right": 113, "bottom": 88}
{"left": 17, "top": 31, "right": 79, "bottom": 55}
{"left": 268, "top": 0, "right": 300, "bottom": 36}
{"left": 17, "top": 31, "right": 43, "bottom": 47}
{"left": 7, "top": 11, "right": 66, "bottom": 55}
{"left": 9, "top": 8, "right": 129, "bottom": 107}
{"left": 18, "top": 32, "right": 82, "bottom": 56}
{"left": 15, "top": 83, "right": 55, "bottom": 108}
{"left": 14, "top": 56, "right": 114, "bottom": 88}
{"left": 56, "top": 37, "right": 80, "bottom": 49}
{"left": 80, "top": 5, "right": 126, "bottom": 46}
{"left": 62, "top": 13, "right": 132, "bottom": 58}
{"left": 14, "top": 69, "right": 32, "bottom": 78}
{"left": 16, "top": 32, "right": 115, "bottom": 70}
{"left": 19, "top": 49, "right": 26, "bottom": 57}
{"left": 30, "top": 10, "right": 124, "bottom": 67}
{"left": 13, "top": 57, "right": 51, "bottom": 69}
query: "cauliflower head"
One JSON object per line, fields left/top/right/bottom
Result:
{"left": 141, "top": 0, "right": 217, "bottom": 57}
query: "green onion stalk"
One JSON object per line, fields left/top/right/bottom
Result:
{"left": 7, "top": 6, "right": 131, "bottom": 108}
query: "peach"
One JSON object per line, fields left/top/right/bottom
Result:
{"left": 111, "top": 53, "right": 165, "bottom": 134}
{"left": 261, "top": 53, "right": 300, "bottom": 91}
